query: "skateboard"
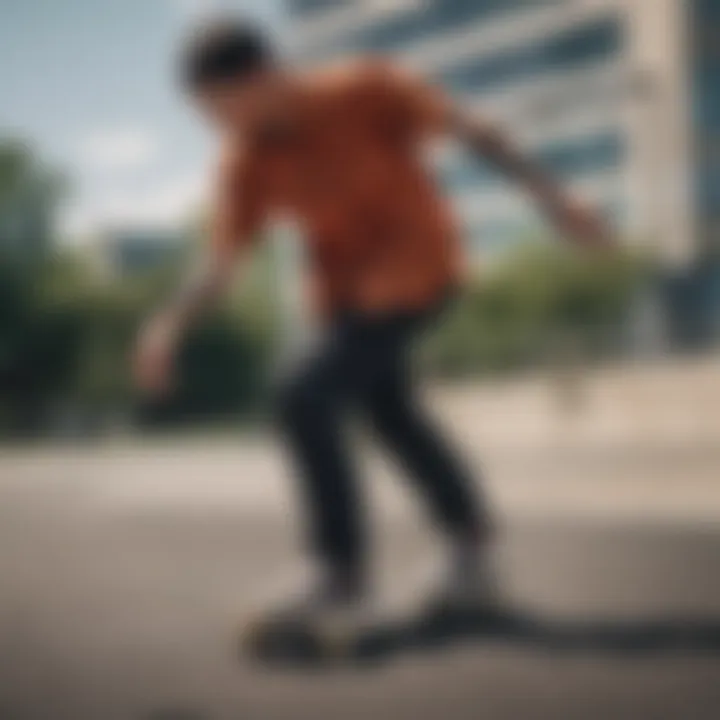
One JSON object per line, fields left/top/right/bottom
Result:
{"left": 239, "top": 600, "right": 720, "bottom": 666}
{"left": 240, "top": 608, "right": 390, "bottom": 665}
{"left": 240, "top": 601, "right": 532, "bottom": 666}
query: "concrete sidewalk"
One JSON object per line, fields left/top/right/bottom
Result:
{"left": 0, "top": 358, "right": 719, "bottom": 720}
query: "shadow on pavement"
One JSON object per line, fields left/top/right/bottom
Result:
{"left": 245, "top": 608, "right": 720, "bottom": 667}
{"left": 367, "top": 609, "right": 720, "bottom": 661}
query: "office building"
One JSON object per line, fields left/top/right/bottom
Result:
{"left": 287, "top": 0, "right": 715, "bottom": 268}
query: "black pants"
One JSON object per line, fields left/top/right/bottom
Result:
{"left": 277, "top": 296, "right": 489, "bottom": 579}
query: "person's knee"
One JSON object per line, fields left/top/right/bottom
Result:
{"left": 277, "top": 375, "right": 310, "bottom": 430}
{"left": 365, "top": 390, "right": 413, "bottom": 437}
{"left": 276, "top": 371, "right": 328, "bottom": 434}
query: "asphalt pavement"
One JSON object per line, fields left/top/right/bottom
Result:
{"left": 0, "top": 427, "right": 719, "bottom": 720}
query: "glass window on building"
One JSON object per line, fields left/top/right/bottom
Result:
{"left": 693, "top": 0, "right": 720, "bottom": 253}
{"left": 302, "top": 0, "right": 563, "bottom": 61}
{"left": 288, "top": 0, "right": 354, "bottom": 17}
{"left": 539, "top": 132, "right": 624, "bottom": 176}
{"left": 438, "top": 18, "right": 622, "bottom": 95}
{"left": 442, "top": 131, "right": 624, "bottom": 191}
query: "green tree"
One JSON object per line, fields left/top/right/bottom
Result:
{"left": 422, "top": 241, "right": 645, "bottom": 377}
{"left": 0, "top": 140, "right": 74, "bottom": 434}
{"left": 0, "top": 139, "right": 65, "bottom": 267}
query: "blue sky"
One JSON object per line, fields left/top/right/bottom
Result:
{"left": 0, "top": 0, "right": 283, "bottom": 238}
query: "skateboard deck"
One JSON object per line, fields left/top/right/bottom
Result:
{"left": 240, "top": 602, "right": 534, "bottom": 666}
{"left": 238, "top": 581, "right": 720, "bottom": 667}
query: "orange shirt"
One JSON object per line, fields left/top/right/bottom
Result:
{"left": 215, "top": 60, "right": 463, "bottom": 317}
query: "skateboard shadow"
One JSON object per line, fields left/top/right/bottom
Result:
{"left": 357, "top": 608, "right": 720, "bottom": 662}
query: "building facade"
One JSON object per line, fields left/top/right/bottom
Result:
{"left": 692, "top": 0, "right": 720, "bottom": 258}
{"left": 286, "top": 0, "right": 711, "bottom": 270}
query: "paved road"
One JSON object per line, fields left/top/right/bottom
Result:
{"left": 0, "top": 434, "right": 719, "bottom": 720}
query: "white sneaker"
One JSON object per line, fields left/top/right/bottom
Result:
{"left": 260, "top": 565, "right": 368, "bottom": 626}
{"left": 426, "top": 541, "right": 505, "bottom": 613}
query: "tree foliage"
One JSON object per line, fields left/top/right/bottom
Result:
{"left": 0, "top": 139, "right": 649, "bottom": 436}
{"left": 422, "top": 242, "right": 645, "bottom": 377}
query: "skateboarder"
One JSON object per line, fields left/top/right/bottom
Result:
{"left": 134, "top": 18, "right": 609, "bottom": 620}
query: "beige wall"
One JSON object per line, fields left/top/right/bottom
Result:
{"left": 622, "top": 0, "right": 696, "bottom": 266}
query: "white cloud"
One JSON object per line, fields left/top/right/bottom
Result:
{"left": 170, "top": 0, "right": 273, "bottom": 21}
{"left": 171, "top": 0, "right": 222, "bottom": 18}
{"left": 80, "top": 128, "right": 159, "bottom": 173}
{"left": 61, "top": 171, "right": 209, "bottom": 240}
{"left": 173, "top": 0, "right": 206, "bottom": 16}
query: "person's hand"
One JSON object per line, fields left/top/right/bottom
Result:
{"left": 551, "top": 197, "right": 613, "bottom": 250}
{"left": 132, "top": 313, "right": 178, "bottom": 398}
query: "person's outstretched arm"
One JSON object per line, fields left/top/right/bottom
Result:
{"left": 373, "top": 61, "right": 611, "bottom": 247}
{"left": 133, "top": 148, "right": 263, "bottom": 397}
{"left": 448, "top": 107, "right": 610, "bottom": 248}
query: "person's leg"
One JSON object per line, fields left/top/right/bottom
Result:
{"left": 362, "top": 349, "right": 491, "bottom": 546}
{"left": 360, "top": 320, "right": 498, "bottom": 605}
{"left": 275, "top": 315, "right": 403, "bottom": 602}
{"left": 276, "top": 337, "right": 365, "bottom": 599}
